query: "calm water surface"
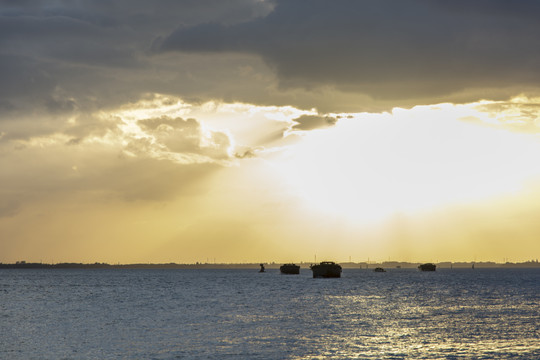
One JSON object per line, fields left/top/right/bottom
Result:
{"left": 0, "top": 268, "right": 538, "bottom": 359}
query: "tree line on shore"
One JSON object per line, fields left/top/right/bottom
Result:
{"left": 1, "top": 259, "right": 539, "bottom": 269}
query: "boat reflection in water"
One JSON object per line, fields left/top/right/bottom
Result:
{"left": 280, "top": 263, "right": 300, "bottom": 274}
{"left": 310, "top": 261, "right": 342, "bottom": 278}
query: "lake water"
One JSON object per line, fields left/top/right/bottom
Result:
{"left": 0, "top": 268, "right": 538, "bottom": 359}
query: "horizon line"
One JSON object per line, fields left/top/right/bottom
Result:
{"left": 2, "top": 259, "right": 539, "bottom": 267}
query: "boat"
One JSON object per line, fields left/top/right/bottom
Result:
{"left": 373, "top": 267, "right": 386, "bottom": 272}
{"left": 310, "top": 261, "right": 342, "bottom": 278}
{"left": 259, "top": 263, "right": 265, "bottom": 273}
{"left": 418, "top": 263, "right": 436, "bottom": 271}
{"left": 280, "top": 263, "right": 300, "bottom": 274}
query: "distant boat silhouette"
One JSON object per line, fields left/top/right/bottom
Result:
{"left": 310, "top": 261, "right": 342, "bottom": 278}
{"left": 418, "top": 263, "right": 436, "bottom": 271}
{"left": 280, "top": 263, "right": 300, "bottom": 274}
{"left": 259, "top": 264, "right": 265, "bottom": 273}
{"left": 373, "top": 267, "right": 386, "bottom": 272}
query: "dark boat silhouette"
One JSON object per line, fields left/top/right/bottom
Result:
{"left": 280, "top": 263, "right": 300, "bottom": 274}
{"left": 418, "top": 263, "right": 436, "bottom": 271}
{"left": 310, "top": 261, "right": 342, "bottom": 278}
{"left": 259, "top": 263, "right": 265, "bottom": 272}
{"left": 373, "top": 267, "right": 386, "bottom": 272}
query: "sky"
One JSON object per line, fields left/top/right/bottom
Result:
{"left": 1, "top": 0, "right": 540, "bottom": 264}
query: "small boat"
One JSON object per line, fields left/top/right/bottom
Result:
{"left": 418, "top": 263, "right": 436, "bottom": 271}
{"left": 280, "top": 263, "right": 300, "bottom": 274}
{"left": 310, "top": 261, "right": 342, "bottom": 278}
{"left": 259, "top": 263, "right": 265, "bottom": 273}
{"left": 373, "top": 267, "right": 386, "bottom": 272}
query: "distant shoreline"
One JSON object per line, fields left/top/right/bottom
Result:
{"left": 1, "top": 261, "right": 539, "bottom": 270}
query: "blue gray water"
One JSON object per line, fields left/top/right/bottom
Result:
{"left": 1, "top": 268, "right": 538, "bottom": 359}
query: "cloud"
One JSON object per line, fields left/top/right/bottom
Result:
{"left": 291, "top": 115, "right": 337, "bottom": 131}
{"left": 133, "top": 115, "right": 233, "bottom": 162}
{"left": 162, "top": 0, "right": 540, "bottom": 105}
{"left": 473, "top": 96, "right": 540, "bottom": 133}
{"left": 0, "top": 0, "right": 276, "bottom": 139}
{"left": 3, "top": 0, "right": 540, "bottom": 143}
{"left": 0, "top": 99, "right": 247, "bottom": 218}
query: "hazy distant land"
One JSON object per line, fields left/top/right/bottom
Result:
{"left": 1, "top": 260, "right": 539, "bottom": 269}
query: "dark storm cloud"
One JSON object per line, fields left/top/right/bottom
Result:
{"left": 0, "top": 0, "right": 274, "bottom": 139}
{"left": 3, "top": 0, "right": 540, "bottom": 142}
{"left": 162, "top": 0, "right": 540, "bottom": 100}
{"left": 0, "top": 54, "right": 55, "bottom": 100}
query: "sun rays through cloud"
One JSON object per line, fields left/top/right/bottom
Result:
{"left": 2, "top": 1, "right": 540, "bottom": 263}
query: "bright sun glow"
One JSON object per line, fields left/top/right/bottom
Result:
{"left": 110, "top": 96, "right": 540, "bottom": 224}
{"left": 273, "top": 104, "right": 540, "bottom": 223}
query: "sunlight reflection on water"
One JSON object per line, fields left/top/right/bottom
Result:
{"left": 0, "top": 268, "right": 538, "bottom": 359}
